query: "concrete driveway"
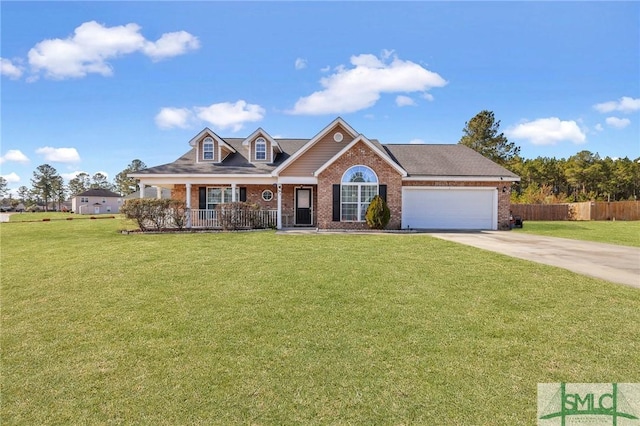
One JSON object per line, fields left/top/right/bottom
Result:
{"left": 428, "top": 231, "right": 640, "bottom": 289}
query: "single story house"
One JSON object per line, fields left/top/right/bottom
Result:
{"left": 71, "top": 188, "right": 123, "bottom": 214}
{"left": 129, "top": 118, "right": 519, "bottom": 230}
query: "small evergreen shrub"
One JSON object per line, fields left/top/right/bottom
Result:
{"left": 365, "top": 195, "right": 390, "bottom": 230}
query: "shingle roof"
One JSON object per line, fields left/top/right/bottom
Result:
{"left": 383, "top": 144, "right": 519, "bottom": 178}
{"left": 135, "top": 135, "right": 518, "bottom": 179}
{"left": 136, "top": 138, "right": 309, "bottom": 175}
{"left": 76, "top": 188, "right": 122, "bottom": 198}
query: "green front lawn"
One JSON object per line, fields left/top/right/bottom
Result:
{"left": 7, "top": 212, "right": 116, "bottom": 222}
{"left": 2, "top": 219, "right": 639, "bottom": 424}
{"left": 513, "top": 220, "right": 640, "bottom": 247}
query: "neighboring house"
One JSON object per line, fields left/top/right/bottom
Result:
{"left": 124, "top": 187, "right": 172, "bottom": 200}
{"left": 130, "top": 118, "right": 520, "bottom": 230}
{"left": 71, "top": 188, "right": 123, "bottom": 214}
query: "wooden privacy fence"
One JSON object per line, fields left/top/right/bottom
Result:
{"left": 511, "top": 201, "right": 640, "bottom": 221}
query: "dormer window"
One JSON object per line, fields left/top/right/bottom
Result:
{"left": 203, "top": 137, "right": 214, "bottom": 160}
{"left": 255, "top": 137, "right": 266, "bottom": 161}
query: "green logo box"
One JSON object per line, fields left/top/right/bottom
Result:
{"left": 538, "top": 383, "right": 640, "bottom": 425}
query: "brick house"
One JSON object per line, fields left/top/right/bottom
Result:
{"left": 129, "top": 118, "right": 519, "bottom": 230}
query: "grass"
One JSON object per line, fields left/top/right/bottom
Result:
{"left": 1, "top": 219, "right": 639, "bottom": 424}
{"left": 6, "top": 212, "right": 115, "bottom": 223}
{"left": 513, "top": 220, "right": 640, "bottom": 247}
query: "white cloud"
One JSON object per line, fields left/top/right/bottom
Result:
{"left": 288, "top": 52, "right": 447, "bottom": 115}
{"left": 36, "top": 147, "right": 81, "bottom": 163}
{"left": 422, "top": 93, "right": 434, "bottom": 101}
{"left": 1, "top": 58, "right": 23, "bottom": 79}
{"left": 295, "top": 58, "right": 307, "bottom": 70}
{"left": 195, "top": 100, "right": 266, "bottom": 132}
{"left": 593, "top": 96, "right": 640, "bottom": 114}
{"left": 155, "top": 107, "right": 193, "bottom": 129}
{"left": 156, "top": 100, "right": 266, "bottom": 132}
{"left": 27, "top": 21, "right": 199, "bottom": 80}
{"left": 320, "top": 65, "right": 331, "bottom": 73}
{"left": 142, "top": 31, "right": 200, "bottom": 62}
{"left": 1, "top": 172, "right": 21, "bottom": 183}
{"left": 409, "top": 139, "right": 425, "bottom": 144}
{"left": 594, "top": 123, "right": 604, "bottom": 132}
{"left": 61, "top": 170, "right": 87, "bottom": 180}
{"left": 395, "top": 95, "right": 416, "bottom": 107}
{"left": 506, "top": 117, "right": 586, "bottom": 146}
{"left": 0, "top": 149, "right": 30, "bottom": 164}
{"left": 605, "top": 116, "right": 631, "bottom": 129}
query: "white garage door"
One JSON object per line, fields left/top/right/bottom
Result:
{"left": 402, "top": 187, "right": 497, "bottom": 230}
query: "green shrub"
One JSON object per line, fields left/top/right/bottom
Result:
{"left": 365, "top": 195, "right": 390, "bottom": 230}
{"left": 216, "top": 202, "right": 261, "bottom": 230}
{"left": 121, "top": 199, "right": 186, "bottom": 231}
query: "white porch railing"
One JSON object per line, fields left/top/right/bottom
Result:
{"left": 189, "top": 208, "right": 277, "bottom": 229}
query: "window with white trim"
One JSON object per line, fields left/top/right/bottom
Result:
{"left": 262, "top": 190, "right": 273, "bottom": 201}
{"left": 255, "top": 137, "right": 267, "bottom": 161}
{"left": 341, "top": 165, "right": 378, "bottom": 221}
{"left": 203, "top": 137, "right": 214, "bottom": 160}
{"left": 206, "top": 187, "right": 239, "bottom": 209}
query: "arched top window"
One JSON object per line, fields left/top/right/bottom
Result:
{"left": 255, "top": 137, "right": 267, "bottom": 161}
{"left": 340, "top": 166, "right": 378, "bottom": 222}
{"left": 342, "top": 165, "right": 378, "bottom": 184}
{"left": 203, "top": 137, "right": 214, "bottom": 160}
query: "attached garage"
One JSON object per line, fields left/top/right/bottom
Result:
{"left": 401, "top": 186, "right": 498, "bottom": 230}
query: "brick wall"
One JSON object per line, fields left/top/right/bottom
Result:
{"left": 316, "top": 140, "right": 404, "bottom": 229}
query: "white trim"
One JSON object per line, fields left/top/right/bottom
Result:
{"left": 403, "top": 176, "right": 520, "bottom": 182}
{"left": 127, "top": 175, "right": 276, "bottom": 186}
{"left": 241, "top": 128, "right": 282, "bottom": 163}
{"left": 189, "top": 128, "right": 236, "bottom": 164}
{"left": 272, "top": 117, "right": 359, "bottom": 175}
{"left": 314, "top": 135, "right": 407, "bottom": 177}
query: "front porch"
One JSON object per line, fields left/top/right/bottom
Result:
{"left": 136, "top": 182, "right": 319, "bottom": 229}
{"left": 189, "top": 208, "right": 278, "bottom": 229}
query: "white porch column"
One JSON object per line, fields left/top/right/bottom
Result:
{"left": 231, "top": 183, "right": 237, "bottom": 202}
{"left": 276, "top": 184, "right": 282, "bottom": 229}
{"left": 138, "top": 181, "right": 146, "bottom": 198}
{"left": 156, "top": 186, "right": 162, "bottom": 199}
{"left": 185, "top": 183, "right": 192, "bottom": 229}
{"left": 185, "top": 184, "right": 192, "bottom": 208}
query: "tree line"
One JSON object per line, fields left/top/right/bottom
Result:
{"left": 459, "top": 110, "right": 639, "bottom": 204}
{"left": 0, "top": 160, "right": 146, "bottom": 211}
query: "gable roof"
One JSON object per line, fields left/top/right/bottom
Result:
{"left": 383, "top": 144, "right": 519, "bottom": 179}
{"left": 241, "top": 128, "right": 282, "bottom": 153}
{"left": 75, "top": 188, "right": 122, "bottom": 198}
{"left": 314, "top": 135, "right": 407, "bottom": 177}
{"left": 272, "top": 117, "right": 359, "bottom": 175}
{"left": 188, "top": 127, "right": 236, "bottom": 153}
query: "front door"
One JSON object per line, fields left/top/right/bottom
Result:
{"left": 295, "top": 188, "right": 312, "bottom": 225}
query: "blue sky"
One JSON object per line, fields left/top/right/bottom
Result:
{"left": 1, "top": 1, "right": 639, "bottom": 193}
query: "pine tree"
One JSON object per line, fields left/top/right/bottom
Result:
{"left": 459, "top": 110, "right": 520, "bottom": 167}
